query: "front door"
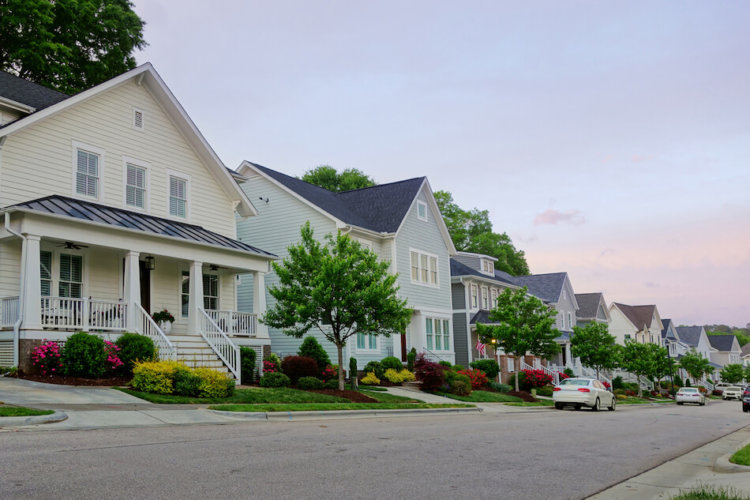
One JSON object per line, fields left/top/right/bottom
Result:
{"left": 401, "top": 333, "right": 407, "bottom": 361}
{"left": 139, "top": 260, "right": 151, "bottom": 314}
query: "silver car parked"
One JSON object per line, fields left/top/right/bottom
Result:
{"left": 553, "top": 377, "right": 616, "bottom": 411}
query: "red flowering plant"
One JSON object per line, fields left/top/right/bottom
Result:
{"left": 457, "top": 368, "right": 489, "bottom": 389}
{"left": 521, "top": 369, "right": 553, "bottom": 389}
{"left": 263, "top": 360, "right": 278, "bottom": 373}
{"left": 31, "top": 340, "right": 62, "bottom": 375}
{"left": 103, "top": 340, "right": 124, "bottom": 372}
{"left": 558, "top": 371, "right": 569, "bottom": 381}
{"left": 602, "top": 380, "right": 611, "bottom": 390}
{"left": 413, "top": 353, "right": 446, "bottom": 392}
{"left": 320, "top": 365, "right": 337, "bottom": 382}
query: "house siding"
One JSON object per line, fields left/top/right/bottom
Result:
{"left": 0, "top": 80, "right": 237, "bottom": 237}
{"left": 0, "top": 239, "right": 22, "bottom": 297}
{"left": 451, "top": 282, "right": 466, "bottom": 310}
{"left": 453, "top": 311, "right": 469, "bottom": 367}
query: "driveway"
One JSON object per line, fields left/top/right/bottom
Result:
{"left": 0, "top": 377, "right": 146, "bottom": 405}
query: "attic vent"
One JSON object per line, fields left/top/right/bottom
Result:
{"left": 133, "top": 109, "right": 144, "bottom": 129}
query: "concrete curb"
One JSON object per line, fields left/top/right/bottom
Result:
{"left": 713, "top": 436, "right": 750, "bottom": 473}
{"left": 0, "top": 410, "right": 68, "bottom": 428}
{"left": 209, "top": 406, "right": 482, "bottom": 421}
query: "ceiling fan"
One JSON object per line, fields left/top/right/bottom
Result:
{"left": 57, "top": 241, "right": 89, "bottom": 250}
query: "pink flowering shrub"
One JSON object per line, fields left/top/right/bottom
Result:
{"left": 31, "top": 340, "right": 63, "bottom": 375}
{"left": 103, "top": 341, "right": 124, "bottom": 372}
{"left": 263, "top": 360, "right": 278, "bottom": 373}
{"left": 320, "top": 365, "right": 337, "bottom": 382}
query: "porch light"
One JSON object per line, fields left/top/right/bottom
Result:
{"left": 491, "top": 339, "right": 496, "bottom": 344}
{"left": 145, "top": 256, "right": 155, "bottom": 271}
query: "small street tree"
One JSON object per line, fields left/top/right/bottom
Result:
{"left": 720, "top": 363, "right": 744, "bottom": 384}
{"left": 262, "top": 222, "right": 411, "bottom": 390}
{"left": 570, "top": 322, "right": 619, "bottom": 380}
{"left": 476, "top": 286, "right": 560, "bottom": 392}
{"left": 744, "top": 364, "right": 750, "bottom": 384}
{"left": 619, "top": 341, "right": 659, "bottom": 397}
{"left": 679, "top": 349, "right": 712, "bottom": 386}
{"left": 647, "top": 343, "right": 672, "bottom": 391}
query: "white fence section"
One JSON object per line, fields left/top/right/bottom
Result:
{"left": 0, "top": 296, "right": 19, "bottom": 328}
{"left": 199, "top": 308, "right": 240, "bottom": 383}
{"left": 136, "top": 304, "right": 177, "bottom": 361}
{"left": 205, "top": 310, "right": 257, "bottom": 336}
{"left": 41, "top": 297, "right": 127, "bottom": 331}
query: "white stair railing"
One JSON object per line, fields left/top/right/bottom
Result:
{"left": 205, "top": 310, "right": 257, "bottom": 336}
{"left": 540, "top": 364, "right": 560, "bottom": 385}
{"left": 0, "top": 296, "right": 19, "bottom": 328}
{"left": 199, "top": 308, "right": 240, "bottom": 384}
{"left": 136, "top": 304, "right": 176, "bottom": 361}
{"left": 520, "top": 359, "right": 534, "bottom": 371}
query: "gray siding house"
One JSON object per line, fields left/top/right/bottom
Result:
{"left": 234, "top": 162, "right": 457, "bottom": 366}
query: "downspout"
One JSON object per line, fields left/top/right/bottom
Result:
{"left": 4, "top": 211, "right": 25, "bottom": 367}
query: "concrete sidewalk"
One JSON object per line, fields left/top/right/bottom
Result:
{"left": 589, "top": 425, "right": 750, "bottom": 499}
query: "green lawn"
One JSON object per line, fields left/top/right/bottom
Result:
{"left": 0, "top": 406, "right": 55, "bottom": 417}
{"left": 670, "top": 485, "right": 748, "bottom": 499}
{"left": 209, "top": 403, "right": 475, "bottom": 412}
{"left": 434, "top": 390, "right": 522, "bottom": 403}
{"left": 617, "top": 397, "right": 674, "bottom": 405}
{"left": 360, "top": 390, "right": 422, "bottom": 403}
{"left": 730, "top": 443, "right": 750, "bottom": 466}
{"left": 117, "top": 387, "right": 350, "bottom": 404}
{"left": 504, "top": 399, "right": 555, "bottom": 407}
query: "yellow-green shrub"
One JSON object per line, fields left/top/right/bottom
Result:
{"left": 399, "top": 369, "right": 416, "bottom": 382}
{"left": 132, "top": 360, "right": 185, "bottom": 394}
{"left": 384, "top": 368, "right": 403, "bottom": 383}
{"left": 361, "top": 371, "right": 380, "bottom": 385}
{"left": 193, "top": 367, "right": 236, "bottom": 398}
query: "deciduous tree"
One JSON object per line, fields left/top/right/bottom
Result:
{"left": 720, "top": 364, "right": 744, "bottom": 384}
{"left": 263, "top": 222, "right": 411, "bottom": 390}
{"left": 679, "top": 349, "right": 713, "bottom": 386}
{"left": 570, "top": 322, "right": 619, "bottom": 380}
{"left": 301, "top": 165, "right": 375, "bottom": 192}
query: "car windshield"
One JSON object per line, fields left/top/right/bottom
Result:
{"left": 680, "top": 388, "right": 698, "bottom": 393}
{"left": 560, "top": 379, "right": 590, "bottom": 386}
{"left": 728, "top": 387, "right": 740, "bottom": 391}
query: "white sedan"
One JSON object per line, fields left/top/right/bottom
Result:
{"left": 722, "top": 386, "right": 742, "bottom": 401}
{"left": 676, "top": 387, "right": 706, "bottom": 405}
{"left": 553, "top": 378, "right": 616, "bottom": 411}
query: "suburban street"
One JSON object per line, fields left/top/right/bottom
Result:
{"left": 1, "top": 400, "right": 747, "bottom": 499}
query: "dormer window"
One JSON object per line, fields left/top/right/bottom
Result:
{"left": 480, "top": 259, "right": 494, "bottom": 275}
{"left": 417, "top": 201, "right": 427, "bottom": 221}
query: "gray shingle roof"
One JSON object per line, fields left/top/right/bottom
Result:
{"left": 707, "top": 334, "right": 739, "bottom": 352}
{"left": 512, "top": 273, "right": 567, "bottom": 304}
{"left": 7, "top": 195, "right": 275, "bottom": 257}
{"left": 493, "top": 269, "right": 517, "bottom": 286}
{"left": 450, "top": 258, "right": 516, "bottom": 287}
{"left": 250, "top": 163, "right": 425, "bottom": 233}
{"left": 469, "top": 310, "right": 494, "bottom": 325}
{"left": 741, "top": 343, "right": 750, "bottom": 357}
{"left": 575, "top": 293, "right": 602, "bottom": 319}
{"left": 0, "top": 71, "right": 69, "bottom": 113}
{"left": 675, "top": 326, "right": 703, "bottom": 347}
{"left": 612, "top": 303, "right": 656, "bottom": 330}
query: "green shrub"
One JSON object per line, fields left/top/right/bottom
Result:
{"left": 115, "top": 333, "right": 155, "bottom": 375}
{"left": 297, "top": 376, "right": 324, "bottom": 390}
{"left": 470, "top": 359, "right": 500, "bottom": 380}
{"left": 536, "top": 386, "right": 553, "bottom": 397}
{"left": 132, "top": 360, "right": 184, "bottom": 394}
{"left": 450, "top": 374, "right": 472, "bottom": 396}
{"left": 298, "top": 336, "right": 331, "bottom": 374}
{"left": 62, "top": 332, "right": 107, "bottom": 378}
{"left": 452, "top": 364, "right": 466, "bottom": 372}
{"left": 563, "top": 367, "right": 575, "bottom": 378}
{"left": 281, "top": 355, "right": 319, "bottom": 384}
{"left": 381, "top": 356, "right": 403, "bottom": 371}
{"left": 240, "top": 346, "right": 256, "bottom": 383}
{"left": 407, "top": 347, "right": 417, "bottom": 372}
{"left": 674, "top": 374, "right": 684, "bottom": 387}
{"left": 489, "top": 382, "right": 512, "bottom": 393}
{"left": 173, "top": 367, "right": 202, "bottom": 397}
{"left": 361, "top": 372, "right": 380, "bottom": 385}
{"left": 363, "top": 361, "right": 384, "bottom": 379}
{"left": 438, "top": 360, "right": 452, "bottom": 369}
{"left": 259, "top": 372, "right": 291, "bottom": 388}
{"left": 265, "top": 353, "right": 282, "bottom": 371}
{"left": 323, "top": 378, "right": 339, "bottom": 389}
{"left": 349, "top": 357, "right": 357, "bottom": 379}
{"left": 623, "top": 382, "right": 639, "bottom": 392}
{"left": 612, "top": 375, "right": 624, "bottom": 390}
{"left": 193, "top": 368, "right": 235, "bottom": 398}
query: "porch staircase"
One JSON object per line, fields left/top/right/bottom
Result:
{"left": 171, "top": 335, "right": 229, "bottom": 374}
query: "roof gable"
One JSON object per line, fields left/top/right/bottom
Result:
{"left": 675, "top": 326, "right": 705, "bottom": 347}
{"left": 612, "top": 303, "right": 657, "bottom": 330}
{"left": 707, "top": 334, "right": 741, "bottom": 352}
{"left": 513, "top": 272, "right": 571, "bottom": 305}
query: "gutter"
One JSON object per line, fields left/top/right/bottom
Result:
{"left": 4, "top": 212, "right": 25, "bottom": 367}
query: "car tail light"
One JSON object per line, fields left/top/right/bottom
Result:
{"left": 553, "top": 387, "right": 561, "bottom": 391}
{"left": 577, "top": 388, "right": 590, "bottom": 392}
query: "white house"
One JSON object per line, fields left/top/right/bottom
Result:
{"left": 608, "top": 303, "right": 663, "bottom": 346}
{"left": 0, "top": 65, "right": 275, "bottom": 381}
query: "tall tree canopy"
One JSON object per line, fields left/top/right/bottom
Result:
{"left": 434, "top": 190, "right": 529, "bottom": 276}
{"left": 262, "top": 222, "right": 411, "bottom": 390}
{"left": 476, "top": 286, "right": 560, "bottom": 391}
{"left": 0, "top": 0, "right": 147, "bottom": 94}
{"left": 301, "top": 165, "right": 375, "bottom": 192}
{"left": 570, "top": 322, "right": 619, "bottom": 380}
{"left": 678, "top": 349, "right": 713, "bottom": 385}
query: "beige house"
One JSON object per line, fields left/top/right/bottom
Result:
{"left": 0, "top": 64, "right": 274, "bottom": 381}
{"left": 608, "top": 303, "right": 663, "bottom": 346}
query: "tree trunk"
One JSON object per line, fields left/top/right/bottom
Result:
{"left": 515, "top": 356, "right": 520, "bottom": 392}
{"left": 636, "top": 375, "right": 643, "bottom": 398}
{"left": 337, "top": 343, "right": 345, "bottom": 391}
{"left": 596, "top": 367, "right": 600, "bottom": 381}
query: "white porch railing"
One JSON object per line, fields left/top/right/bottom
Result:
{"left": 199, "top": 308, "right": 240, "bottom": 383}
{"left": 136, "top": 304, "right": 176, "bottom": 361}
{"left": 540, "top": 364, "right": 560, "bottom": 386}
{"left": 520, "top": 359, "right": 534, "bottom": 371}
{"left": 205, "top": 310, "right": 257, "bottom": 336}
{"left": 0, "top": 296, "right": 20, "bottom": 328}
{"left": 41, "top": 297, "right": 127, "bottom": 331}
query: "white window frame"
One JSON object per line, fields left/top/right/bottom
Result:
{"left": 481, "top": 259, "right": 494, "bottom": 275}
{"left": 567, "top": 312, "right": 573, "bottom": 330}
{"left": 167, "top": 169, "right": 190, "bottom": 220}
{"left": 122, "top": 157, "right": 150, "bottom": 211}
{"left": 39, "top": 244, "right": 88, "bottom": 299}
{"left": 481, "top": 286, "right": 489, "bottom": 309}
{"left": 72, "top": 141, "right": 104, "bottom": 201}
{"left": 180, "top": 269, "right": 220, "bottom": 318}
{"left": 132, "top": 107, "right": 144, "bottom": 131}
{"left": 425, "top": 317, "right": 451, "bottom": 352}
{"left": 470, "top": 284, "right": 478, "bottom": 309}
{"left": 356, "top": 332, "right": 378, "bottom": 352}
{"left": 409, "top": 248, "right": 439, "bottom": 288}
{"left": 416, "top": 200, "right": 428, "bottom": 221}
{"left": 507, "top": 357, "right": 515, "bottom": 372}
{"left": 490, "top": 288, "right": 498, "bottom": 308}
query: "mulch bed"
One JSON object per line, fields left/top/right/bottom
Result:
{"left": 18, "top": 373, "right": 132, "bottom": 387}
{"left": 507, "top": 390, "right": 538, "bottom": 402}
{"left": 307, "top": 389, "right": 378, "bottom": 403}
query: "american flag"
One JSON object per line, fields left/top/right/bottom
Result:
{"left": 476, "top": 340, "right": 487, "bottom": 358}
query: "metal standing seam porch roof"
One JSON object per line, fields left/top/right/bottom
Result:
{"left": 6, "top": 195, "right": 276, "bottom": 258}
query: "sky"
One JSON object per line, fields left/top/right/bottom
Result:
{"left": 132, "top": 1, "right": 750, "bottom": 327}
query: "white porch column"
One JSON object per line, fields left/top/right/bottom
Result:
{"left": 187, "top": 261, "right": 203, "bottom": 333}
{"left": 22, "top": 235, "right": 42, "bottom": 329}
{"left": 252, "top": 271, "right": 269, "bottom": 338}
{"left": 565, "top": 343, "right": 572, "bottom": 367}
{"left": 123, "top": 251, "right": 140, "bottom": 331}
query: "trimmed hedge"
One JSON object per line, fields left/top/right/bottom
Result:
{"left": 380, "top": 356, "right": 403, "bottom": 371}
{"left": 131, "top": 360, "right": 235, "bottom": 397}
{"left": 297, "top": 376, "right": 324, "bottom": 390}
{"left": 240, "top": 346, "right": 256, "bottom": 383}
{"left": 281, "top": 356, "right": 319, "bottom": 385}
{"left": 62, "top": 332, "right": 107, "bottom": 378}
{"left": 115, "top": 333, "right": 155, "bottom": 374}
{"left": 259, "top": 372, "right": 291, "bottom": 388}
{"left": 470, "top": 359, "right": 500, "bottom": 380}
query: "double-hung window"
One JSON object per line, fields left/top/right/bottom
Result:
{"left": 357, "top": 332, "right": 377, "bottom": 350}
{"left": 58, "top": 254, "right": 83, "bottom": 298}
{"left": 481, "top": 259, "right": 494, "bottom": 274}
{"left": 490, "top": 288, "right": 498, "bottom": 308}
{"left": 417, "top": 201, "right": 427, "bottom": 220}
{"left": 181, "top": 271, "right": 219, "bottom": 317}
{"left": 470, "top": 284, "right": 478, "bottom": 308}
{"left": 126, "top": 163, "right": 147, "bottom": 209}
{"left": 169, "top": 174, "right": 188, "bottom": 218}
{"left": 426, "top": 318, "right": 450, "bottom": 351}
{"left": 481, "top": 286, "right": 489, "bottom": 309}
{"left": 40, "top": 251, "right": 52, "bottom": 296}
{"left": 410, "top": 250, "right": 438, "bottom": 287}
{"left": 76, "top": 149, "right": 99, "bottom": 198}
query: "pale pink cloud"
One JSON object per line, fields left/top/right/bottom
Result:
{"left": 533, "top": 209, "right": 585, "bottom": 226}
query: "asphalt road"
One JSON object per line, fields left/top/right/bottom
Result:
{"left": 1, "top": 400, "right": 747, "bottom": 500}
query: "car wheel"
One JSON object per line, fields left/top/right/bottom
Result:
{"left": 575, "top": 404, "right": 582, "bottom": 410}
{"left": 592, "top": 398, "right": 600, "bottom": 412}
{"left": 608, "top": 397, "right": 616, "bottom": 411}
{"left": 555, "top": 403, "right": 563, "bottom": 410}
{"left": 677, "top": 402, "right": 683, "bottom": 405}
